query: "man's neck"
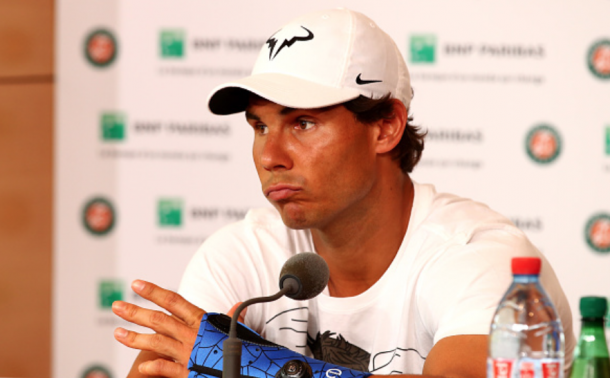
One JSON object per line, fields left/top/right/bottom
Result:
{"left": 310, "top": 174, "right": 414, "bottom": 298}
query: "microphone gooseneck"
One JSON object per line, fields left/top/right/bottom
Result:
{"left": 227, "top": 286, "right": 291, "bottom": 339}
{"left": 223, "top": 286, "right": 291, "bottom": 378}
{"left": 223, "top": 252, "right": 329, "bottom": 378}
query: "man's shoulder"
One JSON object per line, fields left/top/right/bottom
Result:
{"left": 415, "top": 183, "right": 518, "bottom": 240}
{"left": 411, "top": 184, "right": 538, "bottom": 278}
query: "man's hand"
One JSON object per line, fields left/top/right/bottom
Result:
{"left": 112, "top": 280, "right": 206, "bottom": 378}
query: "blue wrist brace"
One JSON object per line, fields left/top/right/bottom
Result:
{"left": 188, "top": 313, "right": 372, "bottom": 378}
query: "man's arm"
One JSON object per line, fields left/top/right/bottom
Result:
{"left": 114, "top": 281, "right": 487, "bottom": 378}
{"left": 122, "top": 336, "right": 486, "bottom": 378}
{"left": 422, "top": 334, "right": 487, "bottom": 378}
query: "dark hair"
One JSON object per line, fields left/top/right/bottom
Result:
{"left": 342, "top": 94, "right": 426, "bottom": 173}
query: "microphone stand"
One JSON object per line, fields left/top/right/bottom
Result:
{"left": 223, "top": 285, "right": 294, "bottom": 378}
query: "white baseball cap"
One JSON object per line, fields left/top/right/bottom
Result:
{"left": 207, "top": 8, "right": 412, "bottom": 115}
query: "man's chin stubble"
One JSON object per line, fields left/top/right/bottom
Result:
{"left": 277, "top": 206, "right": 312, "bottom": 230}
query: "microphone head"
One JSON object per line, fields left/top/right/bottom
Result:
{"left": 279, "top": 252, "right": 329, "bottom": 300}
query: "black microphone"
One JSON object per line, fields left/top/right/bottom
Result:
{"left": 223, "top": 252, "right": 330, "bottom": 378}
{"left": 279, "top": 252, "right": 330, "bottom": 300}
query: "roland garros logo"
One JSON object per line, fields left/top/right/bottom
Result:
{"left": 525, "top": 124, "right": 562, "bottom": 164}
{"left": 587, "top": 40, "right": 610, "bottom": 79}
{"left": 82, "top": 197, "right": 115, "bottom": 236}
{"left": 85, "top": 29, "right": 118, "bottom": 67}
{"left": 585, "top": 213, "right": 610, "bottom": 253}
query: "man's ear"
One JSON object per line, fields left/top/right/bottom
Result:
{"left": 375, "top": 99, "right": 408, "bottom": 154}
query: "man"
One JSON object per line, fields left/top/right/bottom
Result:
{"left": 112, "top": 8, "right": 575, "bottom": 378}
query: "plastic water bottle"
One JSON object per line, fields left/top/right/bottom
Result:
{"left": 569, "top": 296, "right": 610, "bottom": 378}
{"left": 487, "top": 257, "right": 565, "bottom": 378}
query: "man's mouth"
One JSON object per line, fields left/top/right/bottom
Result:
{"left": 265, "top": 184, "right": 302, "bottom": 201}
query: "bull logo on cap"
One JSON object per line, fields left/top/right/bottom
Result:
{"left": 265, "top": 25, "right": 314, "bottom": 60}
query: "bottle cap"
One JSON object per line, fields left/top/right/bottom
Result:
{"left": 580, "top": 296, "right": 608, "bottom": 319}
{"left": 511, "top": 257, "right": 541, "bottom": 275}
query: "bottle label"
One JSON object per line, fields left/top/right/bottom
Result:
{"left": 520, "top": 361, "right": 535, "bottom": 378}
{"left": 541, "top": 361, "right": 560, "bottom": 378}
{"left": 488, "top": 358, "right": 562, "bottom": 378}
{"left": 488, "top": 358, "right": 515, "bottom": 378}
{"left": 518, "top": 359, "right": 563, "bottom": 378}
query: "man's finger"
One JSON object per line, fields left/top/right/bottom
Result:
{"left": 227, "top": 302, "right": 247, "bottom": 323}
{"left": 139, "top": 358, "right": 189, "bottom": 378}
{"left": 131, "top": 280, "right": 205, "bottom": 327}
{"left": 114, "top": 327, "right": 186, "bottom": 364}
{"left": 112, "top": 301, "right": 194, "bottom": 342}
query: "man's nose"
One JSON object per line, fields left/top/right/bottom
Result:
{"left": 260, "top": 130, "right": 293, "bottom": 171}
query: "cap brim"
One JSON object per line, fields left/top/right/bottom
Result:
{"left": 207, "top": 73, "right": 361, "bottom": 115}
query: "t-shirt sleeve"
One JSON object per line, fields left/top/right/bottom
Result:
{"left": 416, "top": 226, "right": 543, "bottom": 344}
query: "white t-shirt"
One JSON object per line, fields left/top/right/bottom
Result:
{"left": 179, "top": 183, "right": 575, "bottom": 375}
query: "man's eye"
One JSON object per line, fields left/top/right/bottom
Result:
{"left": 296, "top": 120, "right": 315, "bottom": 130}
{"left": 255, "top": 124, "right": 268, "bottom": 135}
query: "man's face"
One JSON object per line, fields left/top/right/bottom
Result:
{"left": 245, "top": 97, "right": 379, "bottom": 230}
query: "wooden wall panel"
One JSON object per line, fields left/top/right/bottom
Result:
{"left": 0, "top": 83, "right": 53, "bottom": 378}
{"left": 0, "top": 1, "right": 54, "bottom": 79}
{"left": 0, "top": 1, "right": 54, "bottom": 377}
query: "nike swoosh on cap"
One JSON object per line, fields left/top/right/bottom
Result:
{"left": 356, "top": 73, "right": 382, "bottom": 85}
